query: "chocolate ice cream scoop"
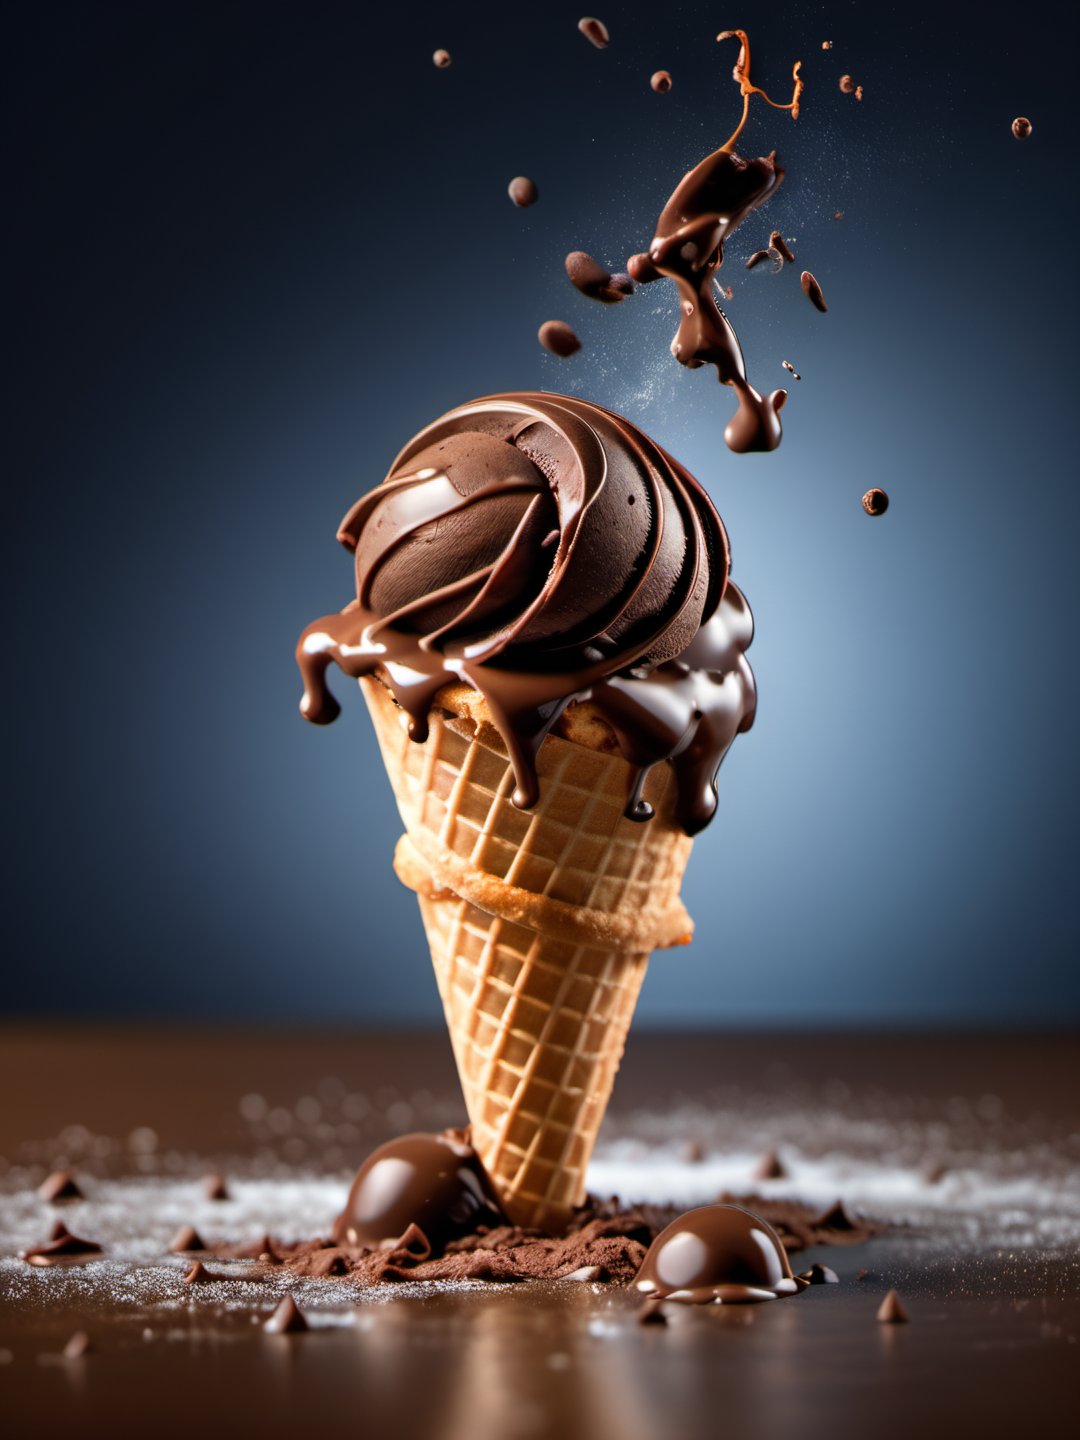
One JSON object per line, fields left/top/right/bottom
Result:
{"left": 635, "top": 1204, "right": 806, "bottom": 1303}
{"left": 297, "top": 392, "right": 755, "bottom": 833}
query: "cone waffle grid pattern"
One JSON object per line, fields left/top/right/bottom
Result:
{"left": 362, "top": 678, "right": 692, "bottom": 1228}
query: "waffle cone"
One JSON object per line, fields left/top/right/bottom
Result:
{"left": 361, "top": 675, "right": 694, "bottom": 1230}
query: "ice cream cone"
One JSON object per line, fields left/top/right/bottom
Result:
{"left": 362, "top": 675, "right": 695, "bottom": 1230}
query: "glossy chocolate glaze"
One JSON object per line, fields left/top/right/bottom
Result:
{"left": 297, "top": 393, "right": 755, "bottom": 834}
{"left": 635, "top": 1204, "right": 807, "bottom": 1304}
{"left": 636, "top": 31, "right": 802, "bottom": 453}
{"left": 332, "top": 1130, "right": 504, "bottom": 1251}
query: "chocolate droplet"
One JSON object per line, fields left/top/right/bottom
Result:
{"left": 432, "top": 49, "right": 451, "bottom": 69}
{"left": 877, "top": 1289, "right": 909, "bottom": 1324}
{"left": 650, "top": 70, "right": 672, "bottom": 93}
{"left": 538, "top": 321, "right": 582, "bottom": 357}
{"left": 781, "top": 361, "right": 801, "bottom": 382}
{"left": 635, "top": 1204, "right": 803, "bottom": 1304}
{"left": 508, "top": 176, "right": 538, "bottom": 208}
{"left": 38, "top": 1171, "right": 84, "bottom": 1203}
{"left": 264, "top": 1296, "right": 308, "bottom": 1334}
{"left": 626, "top": 252, "right": 661, "bottom": 284}
{"left": 839, "top": 74, "right": 855, "bottom": 94}
{"left": 769, "top": 231, "right": 795, "bottom": 265}
{"left": 333, "top": 1130, "right": 504, "bottom": 1252}
{"left": 565, "top": 251, "right": 628, "bottom": 304}
{"left": 800, "top": 271, "right": 828, "bottom": 312}
{"left": 862, "top": 487, "right": 889, "bottom": 517}
{"left": 1011, "top": 116, "right": 1032, "bottom": 140}
{"left": 578, "top": 17, "right": 609, "bottom": 48}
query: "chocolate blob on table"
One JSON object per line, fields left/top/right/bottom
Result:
{"left": 633, "top": 30, "right": 803, "bottom": 454}
{"left": 333, "top": 1131, "right": 505, "bottom": 1251}
{"left": 635, "top": 1204, "right": 807, "bottom": 1303}
{"left": 297, "top": 392, "right": 756, "bottom": 835}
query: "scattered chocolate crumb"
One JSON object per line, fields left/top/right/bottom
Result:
{"left": 63, "top": 1331, "right": 92, "bottom": 1359}
{"left": 862, "top": 487, "right": 889, "bottom": 517}
{"left": 680, "top": 1139, "right": 705, "bottom": 1164}
{"left": 202, "top": 1174, "right": 230, "bottom": 1201}
{"left": 781, "top": 361, "right": 801, "bottom": 382}
{"left": 839, "top": 74, "right": 855, "bottom": 94}
{"left": 877, "top": 1289, "right": 910, "bottom": 1324}
{"left": 578, "top": 17, "right": 609, "bottom": 49}
{"left": 753, "top": 1150, "right": 788, "bottom": 1181}
{"left": 538, "top": 321, "right": 581, "bottom": 357}
{"left": 508, "top": 176, "right": 538, "bottom": 208}
{"left": 805, "top": 1263, "right": 840, "bottom": 1286}
{"left": 812, "top": 1200, "right": 858, "bottom": 1232}
{"left": 650, "top": 70, "right": 672, "bottom": 93}
{"left": 745, "top": 250, "right": 773, "bottom": 271}
{"left": 821, "top": 41, "right": 833, "bottom": 50}
{"left": 1011, "top": 116, "right": 1032, "bottom": 140}
{"left": 169, "top": 1225, "right": 206, "bottom": 1254}
{"left": 264, "top": 1296, "right": 308, "bottom": 1334}
{"left": 23, "top": 1228, "right": 103, "bottom": 1265}
{"left": 770, "top": 231, "right": 795, "bottom": 264}
{"left": 833, "top": 210, "right": 843, "bottom": 221}
{"left": 38, "top": 1170, "right": 84, "bottom": 1203}
{"left": 639, "top": 1302, "right": 668, "bottom": 1326}
{"left": 432, "top": 50, "right": 451, "bottom": 69}
{"left": 801, "top": 271, "right": 828, "bottom": 312}
{"left": 855, "top": 85, "right": 864, "bottom": 101}
{"left": 183, "top": 1261, "right": 217, "bottom": 1285}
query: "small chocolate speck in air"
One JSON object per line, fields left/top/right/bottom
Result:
{"left": 651, "top": 70, "right": 672, "bottom": 93}
{"left": 781, "top": 361, "right": 801, "bottom": 381}
{"left": 821, "top": 40, "right": 833, "bottom": 50}
{"left": 538, "top": 321, "right": 582, "bottom": 358}
{"left": 1011, "top": 116, "right": 1032, "bottom": 139}
{"left": 862, "top": 488, "right": 889, "bottom": 517}
{"left": 770, "top": 231, "right": 795, "bottom": 264}
{"left": 855, "top": 85, "right": 864, "bottom": 101}
{"left": 432, "top": 49, "right": 451, "bottom": 69}
{"left": 839, "top": 74, "right": 855, "bottom": 94}
{"left": 508, "top": 176, "right": 538, "bottom": 207}
{"left": 578, "top": 17, "right": 609, "bottom": 48}
{"left": 801, "top": 270, "right": 828, "bottom": 312}
{"left": 834, "top": 210, "right": 844, "bottom": 220}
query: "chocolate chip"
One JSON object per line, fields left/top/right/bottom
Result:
{"left": 752, "top": 1150, "right": 787, "bottom": 1181}
{"left": 578, "top": 17, "right": 609, "bottom": 48}
{"left": 680, "top": 1139, "right": 705, "bottom": 1164}
{"left": 38, "top": 1171, "right": 83, "bottom": 1203}
{"left": 23, "top": 1228, "right": 103, "bottom": 1265}
{"left": 432, "top": 50, "right": 451, "bottom": 69}
{"left": 812, "top": 1200, "right": 857, "bottom": 1231}
{"left": 168, "top": 1225, "right": 206, "bottom": 1253}
{"left": 638, "top": 1302, "right": 668, "bottom": 1326}
{"left": 839, "top": 74, "right": 855, "bottom": 94}
{"left": 182, "top": 1261, "right": 216, "bottom": 1285}
{"left": 800, "top": 270, "right": 828, "bottom": 312}
{"left": 564, "top": 250, "right": 628, "bottom": 304}
{"left": 650, "top": 71, "right": 672, "bottom": 93}
{"left": 264, "top": 1296, "right": 308, "bottom": 1334}
{"left": 538, "top": 321, "right": 581, "bottom": 357}
{"left": 202, "top": 1173, "right": 230, "bottom": 1201}
{"left": 862, "top": 487, "right": 889, "bottom": 517}
{"left": 877, "top": 1289, "right": 909, "bottom": 1324}
{"left": 1011, "top": 116, "right": 1032, "bottom": 140}
{"left": 508, "top": 176, "right": 538, "bottom": 208}
{"left": 805, "top": 1263, "right": 840, "bottom": 1285}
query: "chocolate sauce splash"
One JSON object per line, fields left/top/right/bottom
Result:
{"left": 297, "top": 393, "right": 755, "bottom": 834}
{"left": 634, "top": 1203, "right": 808, "bottom": 1304}
{"left": 637, "top": 31, "right": 802, "bottom": 454}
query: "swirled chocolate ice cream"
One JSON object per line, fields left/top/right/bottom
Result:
{"left": 297, "top": 393, "right": 755, "bottom": 835}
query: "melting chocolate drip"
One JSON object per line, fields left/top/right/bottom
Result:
{"left": 634, "top": 1203, "right": 807, "bottom": 1304}
{"left": 297, "top": 393, "right": 755, "bottom": 834}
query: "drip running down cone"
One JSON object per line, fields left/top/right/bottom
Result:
{"left": 297, "top": 393, "right": 756, "bottom": 1230}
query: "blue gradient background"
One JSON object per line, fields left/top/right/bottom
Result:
{"left": 6, "top": 1, "right": 1078, "bottom": 1024}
